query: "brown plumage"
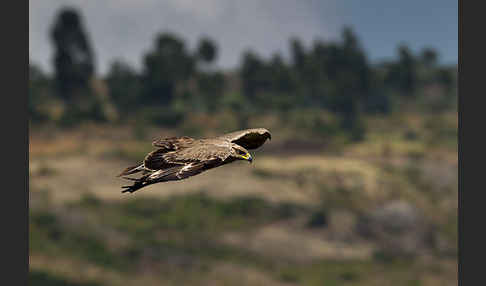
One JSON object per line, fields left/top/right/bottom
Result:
{"left": 118, "top": 128, "right": 271, "bottom": 193}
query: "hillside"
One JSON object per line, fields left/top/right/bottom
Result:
{"left": 29, "top": 110, "right": 457, "bottom": 286}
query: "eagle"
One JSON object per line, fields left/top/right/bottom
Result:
{"left": 117, "top": 128, "right": 271, "bottom": 193}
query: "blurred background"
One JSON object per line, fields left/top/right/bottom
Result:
{"left": 29, "top": 1, "right": 457, "bottom": 285}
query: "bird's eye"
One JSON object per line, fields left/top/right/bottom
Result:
{"left": 237, "top": 150, "right": 246, "bottom": 155}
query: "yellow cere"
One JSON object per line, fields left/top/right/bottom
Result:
{"left": 241, "top": 153, "right": 251, "bottom": 159}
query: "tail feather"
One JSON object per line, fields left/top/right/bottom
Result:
{"left": 117, "top": 163, "right": 145, "bottom": 177}
{"left": 121, "top": 173, "right": 151, "bottom": 193}
{"left": 120, "top": 166, "right": 183, "bottom": 194}
{"left": 119, "top": 162, "right": 211, "bottom": 194}
{"left": 121, "top": 181, "right": 148, "bottom": 193}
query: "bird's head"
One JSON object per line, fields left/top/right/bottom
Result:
{"left": 231, "top": 144, "right": 253, "bottom": 163}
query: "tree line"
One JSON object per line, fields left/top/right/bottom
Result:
{"left": 29, "top": 7, "right": 456, "bottom": 140}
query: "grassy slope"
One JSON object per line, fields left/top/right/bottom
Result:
{"left": 29, "top": 111, "right": 457, "bottom": 286}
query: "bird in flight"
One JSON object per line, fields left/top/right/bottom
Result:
{"left": 117, "top": 128, "right": 271, "bottom": 193}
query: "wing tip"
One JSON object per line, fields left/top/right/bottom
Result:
{"left": 117, "top": 164, "right": 144, "bottom": 177}
{"left": 257, "top": 128, "right": 271, "bottom": 141}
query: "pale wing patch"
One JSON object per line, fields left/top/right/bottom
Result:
{"left": 177, "top": 163, "right": 195, "bottom": 179}
{"left": 148, "top": 169, "right": 163, "bottom": 180}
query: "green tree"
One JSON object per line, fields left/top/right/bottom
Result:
{"left": 50, "top": 7, "right": 95, "bottom": 101}
{"left": 290, "top": 37, "right": 306, "bottom": 72}
{"left": 105, "top": 60, "right": 142, "bottom": 113}
{"left": 50, "top": 7, "right": 107, "bottom": 126}
{"left": 194, "top": 36, "right": 225, "bottom": 111}
{"left": 197, "top": 72, "right": 225, "bottom": 112}
{"left": 436, "top": 67, "right": 456, "bottom": 94}
{"left": 268, "top": 54, "right": 295, "bottom": 93}
{"left": 420, "top": 48, "right": 438, "bottom": 67}
{"left": 29, "top": 62, "right": 51, "bottom": 122}
{"left": 240, "top": 50, "right": 268, "bottom": 101}
{"left": 385, "top": 44, "right": 418, "bottom": 95}
{"left": 265, "top": 54, "right": 297, "bottom": 110}
{"left": 307, "top": 27, "right": 372, "bottom": 139}
{"left": 196, "top": 37, "right": 217, "bottom": 64}
{"left": 142, "top": 32, "right": 195, "bottom": 105}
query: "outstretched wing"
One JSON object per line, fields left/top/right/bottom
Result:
{"left": 152, "top": 136, "right": 195, "bottom": 150}
{"left": 144, "top": 136, "right": 196, "bottom": 170}
{"left": 217, "top": 128, "right": 271, "bottom": 150}
{"left": 164, "top": 143, "right": 232, "bottom": 163}
{"left": 144, "top": 143, "right": 232, "bottom": 170}
{"left": 144, "top": 148, "right": 183, "bottom": 170}
{"left": 122, "top": 159, "right": 222, "bottom": 193}
{"left": 148, "top": 160, "right": 219, "bottom": 182}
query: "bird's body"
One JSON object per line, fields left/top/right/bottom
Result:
{"left": 118, "top": 128, "right": 271, "bottom": 193}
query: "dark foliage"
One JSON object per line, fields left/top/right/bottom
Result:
{"left": 197, "top": 36, "right": 218, "bottom": 64}
{"left": 29, "top": 270, "right": 101, "bottom": 286}
{"left": 50, "top": 7, "right": 95, "bottom": 101}
{"left": 141, "top": 32, "right": 195, "bottom": 105}
{"left": 106, "top": 60, "right": 143, "bottom": 112}
{"left": 29, "top": 63, "right": 52, "bottom": 122}
{"left": 32, "top": 8, "right": 457, "bottom": 136}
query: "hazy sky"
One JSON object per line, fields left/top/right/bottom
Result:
{"left": 29, "top": 0, "right": 457, "bottom": 75}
